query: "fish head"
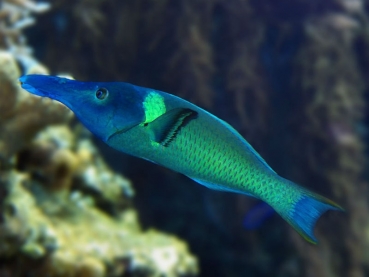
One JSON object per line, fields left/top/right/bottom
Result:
{"left": 19, "top": 75, "right": 145, "bottom": 141}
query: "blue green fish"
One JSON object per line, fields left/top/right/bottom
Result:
{"left": 19, "top": 74, "right": 343, "bottom": 243}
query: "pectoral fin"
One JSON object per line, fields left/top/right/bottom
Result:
{"left": 146, "top": 108, "right": 198, "bottom": 146}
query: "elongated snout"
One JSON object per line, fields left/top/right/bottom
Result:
{"left": 19, "top": 74, "right": 84, "bottom": 99}
{"left": 19, "top": 75, "right": 51, "bottom": 97}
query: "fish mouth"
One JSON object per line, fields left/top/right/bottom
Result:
{"left": 107, "top": 124, "right": 138, "bottom": 142}
{"left": 107, "top": 130, "right": 122, "bottom": 142}
{"left": 19, "top": 77, "right": 50, "bottom": 97}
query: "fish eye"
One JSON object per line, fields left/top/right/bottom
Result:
{"left": 95, "top": 88, "right": 108, "bottom": 100}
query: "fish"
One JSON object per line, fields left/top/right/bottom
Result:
{"left": 19, "top": 74, "right": 343, "bottom": 244}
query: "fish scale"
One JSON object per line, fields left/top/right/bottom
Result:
{"left": 19, "top": 74, "right": 343, "bottom": 244}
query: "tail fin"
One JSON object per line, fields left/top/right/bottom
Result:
{"left": 280, "top": 190, "right": 343, "bottom": 244}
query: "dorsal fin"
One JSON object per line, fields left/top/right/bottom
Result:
{"left": 146, "top": 108, "right": 198, "bottom": 147}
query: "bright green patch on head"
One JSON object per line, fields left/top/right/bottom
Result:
{"left": 150, "top": 141, "right": 161, "bottom": 148}
{"left": 142, "top": 91, "right": 166, "bottom": 123}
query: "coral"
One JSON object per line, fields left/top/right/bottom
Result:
{"left": 0, "top": 0, "right": 50, "bottom": 43}
{"left": 0, "top": 166, "right": 197, "bottom": 277}
{"left": 0, "top": 0, "right": 50, "bottom": 70}
{"left": 18, "top": 125, "right": 134, "bottom": 213}
{"left": 0, "top": 51, "right": 72, "bottom": 164}
{"left": 0, "top": 0, "right": 66, "bottom": 165}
